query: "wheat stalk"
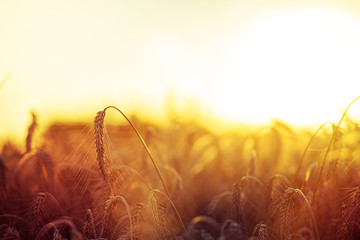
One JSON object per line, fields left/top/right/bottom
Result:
{"left": 247, "top": 149, "right": 257, "bottom": 176}
{"left": 232, "top": 182, "right": 247, "bottom": 236}
{"left": 132, "top": 203, "right": 144, "bottom": 239}
{"left": 148, "top": 189, "right": 186, "bottom": 237}
{"left": 337, "top": 187, "right": 360, "bottom": 238}
{"left": 25, "top": 112, "right": 38, "bottom": 154}
{"left": 313, "top": 96, "right": 360, "bottom": 202}
{"left": 278, "top": 188, "right": 295, "bottom": 240}
{"left": 31, "top": 193, "right": 46, "bottom": 237}
{"left": 98, "top": 106, "right": 171, "bottom": 197}
{"left": 147, "top": 191, "right": 164, "bottom": 239}
{"left": 52, "top": 226, "right": 62, "bottom": 240}
{"left": 82, "top": 209, "right": 97, "bottom": 240}
{"left": 103, "top": 195, "right": 133, "bottom": 240}
{"left": 293, "top": 188, "right": 319, "bottom": 240}
{"left": 278, "top": 188, "right": 319, "bottom": 240}
{"left": 292, "top": 121, "right": 333, "bottom": 186}
{"left": 94, "top": 110, "right": 108, "bottom": 182}
{"left": 258, "top": 224, "right": 270, "bottom": 240}
{"left": 37, "top": 150, "right": 55, "bottom": 193}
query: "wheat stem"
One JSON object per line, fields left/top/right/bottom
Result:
{"left": 293, "top": 122, "right": 333, "bottom": 186}
{"left": 294, "top": 188, "right": 320, "bottom": 240}
{"left": 152, "top": 189, "right": 186, "bottom": 234}
{"left": 102, "top": 106, "right": 171, "bottom": 198}
{"left": 313, "top": 96, "right": 360, "bottom": 202}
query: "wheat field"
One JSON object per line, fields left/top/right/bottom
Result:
{"left": 1, "top": 98, "right": 360, "bottom": 240}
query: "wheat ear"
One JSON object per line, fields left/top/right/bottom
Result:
{"left": 82, "top": 209, "right": 97, "bottom": 240}
{"left": 148, "top": 191, "right": 166, "bottom": 239}
{"left": 99, "top": 106, "right": 171, "bottom": 197}
{"left": 278, "top": 188, "right": 296, "bottom": 240}
{"left": 150, "top": 189, "right": 186, "bottom": 234}
{"left": 258, "top": 223, "right": 270, "bottom": 240}
{"left": 103, "top": 195, "right": 133, "bottom": 240}
{"left": 31, "top": 193, "right": 46, "bottom": 237}
{"left": 132, "top": 203, "right": 144, "bottom": 239}
{"left": 25, "top": 112, "right": 38, "bottom": 154}
{"left": 232, "top": 182, "right": 247, "bottom": 236}
{"left": 94, "top": 110, "right": 108, "bottom": 181}
{"left": 52, "top": 226, "right": 62, "bottom": 240}
{"left": 337, "top": 187, "right": 360, "bottom": 238}
{"left": 293, "top": 188, "right": 320, "bottom": 240}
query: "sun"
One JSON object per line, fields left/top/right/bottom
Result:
{"left": 208, "top": 9, "right": 360, "bottom": 126}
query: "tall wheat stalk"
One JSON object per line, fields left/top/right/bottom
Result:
{"left": 94, "top": 106, "right": 171, "bottom": 198}
{"left": 293, "top": 121, "right": 332, "bottom": 186}
{"left": 25, "top": 112, "right": 38, "bottom": 154}
{"left": 313, "top": 96, "right": 360, "bottom": 202}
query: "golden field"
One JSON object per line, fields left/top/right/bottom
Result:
{"left": 1, "top": 100, "right": 360, "bottom": 240}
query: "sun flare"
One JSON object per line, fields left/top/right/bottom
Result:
{"left": 1, "top": 2, "right": 360, "bottom": 139}
{"left": 208, "top": 9, "right": 360, "bottom": 126}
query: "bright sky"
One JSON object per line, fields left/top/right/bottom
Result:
{"left": 1, "top": 0, "right": 360, "bottom": 140}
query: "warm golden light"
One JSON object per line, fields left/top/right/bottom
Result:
{"left": 209, "top": 9, "right": 360, "bottom": 125}
{"left": 3, "top": 2, "right": 360, "bottom": 239}
{"left": 1, "top": 1, "right": 360, "bottom": 140}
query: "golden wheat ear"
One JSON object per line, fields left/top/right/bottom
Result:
{"left": 31, "top": 193, "right": 47, "bottom": 237}
{"left": 147, "top": 189, "right": 186, "bottom": 238}
{"left": 252, "top": 223, "right": 271, "bottom": 240}
{"left": 277, "top": 188, "right": 296, "bottom": 240}
{"left": 337, "top": 187, "right": 360, "bottom": 239}
{"left": 30, "top": 192, "right": 63, "bottom": 238}
{"left": 102, "top": 195, "right": 133, "bottom": 240}
{"left": 232, "top": 182, "right": 247, "bottom": 236}
{"left": 94, "top": 110, "right": 108, "bottom": 182}
{"left": 276, "top": 188, "right": 319, "bottom": 240}
{"left": 94, "top": 106, "right": 170, "bottom": 197}
{"left": 131, "top": 203, "right": 144, "bottom": 239}
{"left": 82, "top": 209, "right": 97, "bottom": 240}
{"left": 25, "top": 112, "right": 38, "bottom": 154}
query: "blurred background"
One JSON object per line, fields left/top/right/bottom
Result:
{"left": 1, "top": 0, "right": 360, "bottom": 141}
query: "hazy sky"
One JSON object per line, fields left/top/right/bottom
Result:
{"left": 1, "top": 0, "right": 360, "bottom": 139}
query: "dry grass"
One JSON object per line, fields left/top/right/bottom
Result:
{"left": 2, "top": 97, "right": 360, "bottom": 239}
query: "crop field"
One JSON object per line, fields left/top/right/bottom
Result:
{"left": 2, "top": 0, "right": 360, "bottom": 239}
{"left": 1, "top": 98, "right": 360, "bottom": 240}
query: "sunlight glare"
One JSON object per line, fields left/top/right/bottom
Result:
{"left": 209, "top": 9, "right": 360, "bottom": 126}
